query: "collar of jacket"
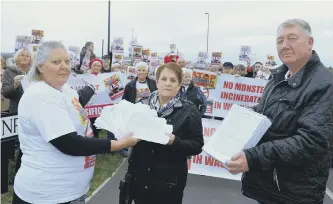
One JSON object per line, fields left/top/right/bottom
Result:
{"left": 271, "top": 50, "right": 321, "bottom": 88}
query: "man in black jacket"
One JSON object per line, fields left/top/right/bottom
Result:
{"left": 122, "top": 62, "right": 157, "bottom": 104}
{"left": 226, "top": 19, "right": 333, "bottom": 204}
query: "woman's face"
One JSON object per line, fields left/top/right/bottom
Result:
{"left": 17, "top": 50, "right": 31, "bottom": 67}
{"left": 182, "top": 72, "right": 192, "bottom": 85}
{"left": 223, "top": 67, "right": 234, "bottom": 75}
{"left": 137, "top": 67, "right": 148, "bottom": 81}
{"left": 91, "top": 61, "right": 102, "bottom": 73}
{"left": 157, "top": 68, "right": 181, "bottom": 99}
{"left": 39, "top": 48, "right": 71, "bottom": 89}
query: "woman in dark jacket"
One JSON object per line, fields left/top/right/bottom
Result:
{"left": 122, "top": 62, "right": 157, "bottom": 104}
{"left": 122, "top": 63, "right": 204, "bottom": 204}
{"left": 180, "top": 68, "right": 207, "bottom": 116}
{"left": 1, "top": 48, "right": 32, "bottom": 114}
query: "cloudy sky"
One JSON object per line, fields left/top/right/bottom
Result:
{"left": 1, "top": 0, "right": 333, "bottom": 66}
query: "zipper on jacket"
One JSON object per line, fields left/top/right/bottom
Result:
{"left": 273, "top": 168, "right": 281, "bottom": 192}
{"left": 261, "top": 80, "right": 287, "bottom": 114}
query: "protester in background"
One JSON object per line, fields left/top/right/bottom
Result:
{"left": 85, "top": 58, "right": 103, "bottom": 139}
{"left": 2, "top": 48, "right": 33, "bottom": 175}
{"left": 101, "top": 55, "right": 111, "bottom": 73}
{"left": 1, "top": 56, "right": 6, "bottom": 75}
{"left": 79, "top": 41, "right": 96, "bottom": 67}
{"left": 253, "top": 62, "right": 263, "bottom": 78}
{"left": 164, "top": 53, "right": 179, "bottom": 63}
{"left": 234, "top": 64, "right": 247, "bottom": 77}
{"left": 176, "top": 58, "right": 186, "bottom": 68}
{"left": 13, "top": 41, "right": 139, "bottom": 204}
{"left": 226, "top": 19, "right": 333, "bottom": 204}
{"left": 111, "top": 63, "right": 122, "bottom": 72}
{"left": 180, "top": 68, "right": 207, "bottom": 116}
{"left": 222, "top": 62, "right": 234, "bottom": 75}
{"left": 2, "top": 48, "right": 32, "bottom": 114}
{"left": 122, "top": 62, "right": 157, "bottom": 104}
{"left": 123, "top": 63, "right": 204, "bottom": 204}
{"left": 255, "top": 62, "right": 271, "bottom": 80}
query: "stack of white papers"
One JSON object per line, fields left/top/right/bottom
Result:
{"left": 94, "top": 100, "right": 172, "bottom": 145}
{"left": 203, "top": 104, "right": 272, "bottom": 164}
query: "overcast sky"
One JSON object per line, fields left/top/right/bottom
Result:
{"left": 1, "top": 0, "right": 332, "bottom": 66}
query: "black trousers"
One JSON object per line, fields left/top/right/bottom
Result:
{"left": 12, "top": 191, "right": 85, "bottom": 204}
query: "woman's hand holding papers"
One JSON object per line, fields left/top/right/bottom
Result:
{"left": 110, "top": 132, "right": 140, "bottom": 152}
{"left": 166, "top": 133, "right": 175, "bottom": 145}
{"left": 226, "top": 151, "right": 249, "bottom": 175}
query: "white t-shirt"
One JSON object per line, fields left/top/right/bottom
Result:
{"left": 135, "top": 81, "right": 150, "bottom": 102}
{"left": 14, "top": 81, "right": 95, "bottom": 204}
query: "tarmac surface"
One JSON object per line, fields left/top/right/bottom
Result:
{"left": 87, "top": 161, "right": 333, "bottom": 204}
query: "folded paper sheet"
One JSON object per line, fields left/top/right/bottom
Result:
{"left": 94, "top": 100, "right": 172, "bottom": 145}
{"left": 203, "top": 104, "right": 271, "bottom": 164}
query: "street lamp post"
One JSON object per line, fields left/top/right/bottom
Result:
{"left": 205, "top": 13, "right": 210, "bottom": 53}
{"left": 107, "top": 0, "right": 111, "bottom": 55}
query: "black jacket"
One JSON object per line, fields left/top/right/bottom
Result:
{"left": 180, "top": 81, "right": 207, "bottom": 116}
{"left": 122, "top": 77, "right": 157, "bottom": 103}
{"left": 242, "top": 51, "right": 333, "bottom": 204}
{"left": 1, "top": 66, "right": 25, "bottom": 114}
{"left": 127, "top": 99, "right": 204, "bottom": 196}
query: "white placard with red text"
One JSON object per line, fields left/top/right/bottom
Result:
{"left": 198, "top": 73, "right": 267, "bottom": 118}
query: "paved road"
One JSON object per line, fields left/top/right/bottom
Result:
{"left": 87, "top": 161, "right": 333, "bottom": 204}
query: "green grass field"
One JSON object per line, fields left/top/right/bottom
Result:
{"left": 1, "top": 130, "right": 123, "bottom": 204}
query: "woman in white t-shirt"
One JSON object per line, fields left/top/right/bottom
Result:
{"left": 13, "top": 41, "right": 139, "bottom": 204}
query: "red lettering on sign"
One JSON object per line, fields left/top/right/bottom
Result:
{"left": 214, "top": 101, "right": 222, "bottom": 110}
{"left": 193, "top": 155, "right": 203, "bottom": 164}
{"left": 203, "top": 127, "right": 216, "bottom": 137}
{"left": 223, "top": 103, "right": 232, "bottom": 110}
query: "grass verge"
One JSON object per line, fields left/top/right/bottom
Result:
{"left": 1, "top": 130, "right": 123, "bottom": 203}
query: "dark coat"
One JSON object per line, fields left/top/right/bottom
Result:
{"left": 242, "top": 51, "right": 333, "bottom": 204}
{"left": 1, "top": 66, "right": 25, "bottom": 114}
{"left": 122, "top": 77, "right": 157, "bottom": 104}
{"left": 127, "top": 99, "right": 204, "bottom": 203}
{"left": 180, "top": 81, "right": 207, "bottom": 116}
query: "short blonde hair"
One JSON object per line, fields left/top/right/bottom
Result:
{"left": 182, "top": 68, "right": 193, "bottom": 79}
{"left": 13, "top": 48, "right": 33, "bottom": 67}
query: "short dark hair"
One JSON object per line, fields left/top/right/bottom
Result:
{"left": 223, "top": 62, "right": 234, "bottom": 68}
{"left": 85, "top": 42, "right": 94, "bottom": 48}
{"left": 254, "top": 62, "right": 263, "bottom": 66}
{"left": 156, "top": 63, "right": 183, "bottom": 84}
{"left": 102, "top": 55, "right": 110, "bottom": 60}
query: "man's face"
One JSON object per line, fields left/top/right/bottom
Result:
{"left": 87, "top": 44, "right": 94, "bottom": 52}
{"left": 223, "top": 67, "right": 234, "bottom": 75}
{"left": 103, "top": 59, "right": 110, "bottom": 69}
{"left": 254, "top": 63, "right": 262, "bottom": 73}
{"left": 276, "top": 25, "right": 313, "bottom": 65}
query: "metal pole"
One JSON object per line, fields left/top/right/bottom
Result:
{"left": 102, "top": 39, "right": 104, "bottom": 57}
{"left": 107, "top": 0, "right": 111, "bottom": 55}
{"left": 205, "top": 13, "right": 209, "bottom": 53}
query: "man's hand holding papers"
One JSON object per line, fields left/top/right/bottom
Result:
{"left": 225, "top": 151, "right": 249, "bottom": 174}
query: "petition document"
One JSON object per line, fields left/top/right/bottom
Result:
{"left": 203, "top": 105, "right": 271, "bottom": 164}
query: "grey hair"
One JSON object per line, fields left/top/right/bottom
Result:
{"left": 26, "top": 41, "right": 67, "bottom": 82}
{"left": 135, "top": 61, "right": 148, "bottom": 71}
{"left": 182, "top": 68, "right": 193, "bottom": 78}
{"left": 13, "top": 48, "right": 33, "bottom": 67}
{"left": 277, "top": 19, "right": 312, "bottom": 37}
